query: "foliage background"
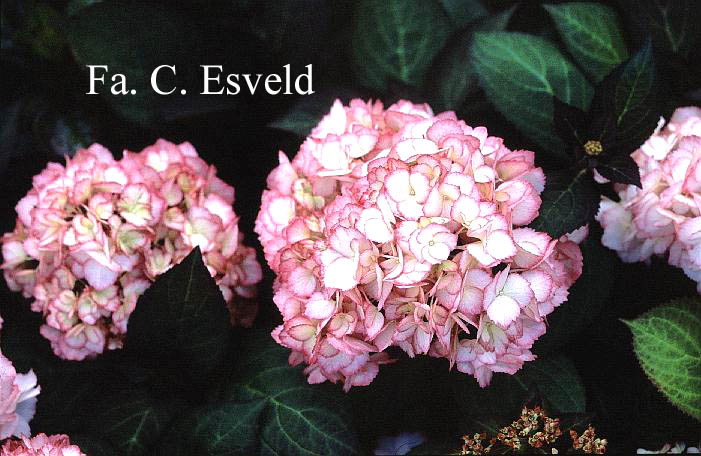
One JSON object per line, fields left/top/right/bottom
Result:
{"left": 1, "top": 0, "right": 699, "bottom": 454}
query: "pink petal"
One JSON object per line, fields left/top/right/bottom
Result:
{"left": 84, "top": 259, "right": 119, "bottom": 291}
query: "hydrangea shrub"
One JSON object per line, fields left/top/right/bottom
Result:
{"left": 597, "top": 107, "right": 701, "bottom": 293}
{"left": 1, "top": 140, "right": 262, "bottom": 360}
{"left": 256, "top": 99, "right": 584, "bottom": 390}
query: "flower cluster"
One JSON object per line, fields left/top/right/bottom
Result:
{"left": 1, "top": 352, "right": 40, "bottom": 440}
{"left": 460, "top": 406, "right": 606, "bottom": 455}
{"left": 1, "top": 433, "right": 86, "bottom": 456}
{"left": 1, "top": 139, "right": 262, "bottom": 360}
{"left": 256, "top": 99, "right": 583, "bottom": 390}
{"left": 597, "top": 107, "right": 701, "bottom": 293}
{"left": 570, "top": 426, "right": 608, "bottom": 454}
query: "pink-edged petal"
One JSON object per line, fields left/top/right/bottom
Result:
{"left": 304, "top": 293, "right": 336, "bottom": 320}
{"left": 485, "top": 230, "right": 517, "bottom": 260}
{"left": 487, "top": 295, "right": 520, "bottom": 328}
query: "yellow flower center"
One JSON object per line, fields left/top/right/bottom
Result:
{"left": 583, "top": 140, "right": 603, "bottom": 156}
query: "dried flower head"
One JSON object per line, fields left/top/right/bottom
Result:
{"left": 256, "top": 99, "right": 584, "bottom": 390}
{"left": 571, "top": 426, "right": 608, "bottom": 454}
{"left": 460, "top": 406, "right": 602, "bottom": 455}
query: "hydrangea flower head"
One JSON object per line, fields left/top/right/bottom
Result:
{"left": 0, "top": 352, "right": 40, "bottom": 440}
{"left": 256, "top": 99, "right": 583, "bottom": 390}
{"left": 596, "top": 106, "right": 701, "bottom": 293}
{"left": 1, "top": 140, "right": 262, "bottom": 360}
{"left": 1, "top": 433, "right": 86, "bottom": 456}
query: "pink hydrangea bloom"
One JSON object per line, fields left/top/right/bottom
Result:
{"left": 1, "top": 433, "right": 85, "bottom": 456}
{"left": 1, "top": 140, "right": 262, "bottom": 360}
{"left": 256, "top": 99, "right": 583, "bottom": 390}
{"left": 1, "top": 352, "right": 40, "bottom": 439}
{"left": 596, "top": 106, "right": 701, "bottom": 293}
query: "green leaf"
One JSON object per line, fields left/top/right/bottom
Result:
{"left": 471, "top": 32, "right": 593, "bottom": 157}
{"left": 412, "top": 355, "right": 585, "bottom": 455}
{"left": 269, "top": 88, "right": 365, "bottom": 137}
{"left": 17, "top": 4, "right": 67, "bottom": 61}
{"left": 621, "top": 0, "right": 701, "bottom": 56}
{"left": 530, "top": 170, "right": 600, "bottom": 238}
{"left": 613, "top": 40, "right": 659, "bottom": 151}
{"left": 124, "top": 247, "right": 230, "bottom": 377}
{"left": 352, "top": 0, "right": 452, "bottom": 92}
{"left": 623, "top": 297, "right": 701, "bottom": 420}
{"left": 156, "top": 400, "right": 266, "bottom": 456}
{"left": 439, "top": 0, "right": 487, "bottom": 29}
{"left": 519, "top": 356, "right": 586, "bottom": 413}
{"left": 159, "top": 331, "right": 359, "bottom": 455}
{"left": 452, "top": 355, "right": 585, "bottom": 418}
{"left": 83, "top": 388, "right": 173, "bottom": 456}
{"left": 428, "top": 7, "right": 515, "bottom": 111}
{"left": 544, "top": 2, "right": 628, "bottom": 81}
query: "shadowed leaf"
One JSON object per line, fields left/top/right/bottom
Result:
{"left": 352, "top": 0, "right": 451, "bottom": 92}
{"left": 530, "top": 170, "right": 599, "bottom": 238}
{"left": 125, "top": 247, "right": 230, "bottom": 378}
{"left": 158, "top": 331, "right": 359, "bottom": 455}
{"left": 471, "top": 32, "right": 593, "bottom": 158}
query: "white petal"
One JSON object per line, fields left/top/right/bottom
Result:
{"left": 487, "top": 295, "right": 520, "bottom": 328}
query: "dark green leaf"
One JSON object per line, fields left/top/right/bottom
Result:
{"left": 620, "top": 0, "right": 701, "bottom": 56}
{"left": 269, "top": 88, "right": 365, "bottom": 137}
{"left": 530, "top": 170, "right": 600, "bottom": 238}
{"left": 557, "top": 413, "right": 597, "bottom": 432}
{"left": 544, "top": 2, "right": 628, "bottom": 81}
{"left": 452, "top": 355, "right": 585, "bottom": 419}
{"left": 17, "top": 4, "right": 67, "bottom": 61}
{"left": 623, "top": 297, "right": 701, "bottom": 420}
{"left": 83, "top": 388, "right": 173, "bottom": 456}
{"left": 125, "top": 247, "right": 230, "bottom": 377}
{"left": 439, "top": 0, "right": 487, "bottom": 29}
{"left": 613, "top": 40, "right": 659, "bottom": 152}
{"left": 596, "top": 154, "right": 642, "bottom": 187}
{"left": 518, "top": 356, "right": 586, "bottom": 413}
{"left": 471, "top": 32, "right": 593, "bottom": 158}
{"left": 428, "top": 7, "right": 515, "bottom": 111}
{"left": 534, "top": 233, "right": 615, "bottom": 355}
{"left": 352, "top": 0, "right": 452, "bottom": 92}
{"left": 156, "top": 400, "right": 266, "bottom": 456}
{"left": 159, "top": 331, "right": 359, "bottom": 455}
{"left": 552, "top": 97, "right": 588, "bottom": 154}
